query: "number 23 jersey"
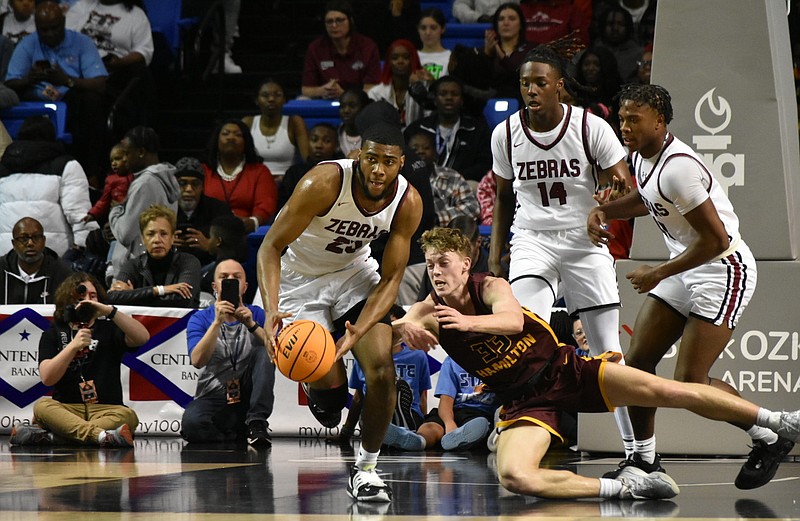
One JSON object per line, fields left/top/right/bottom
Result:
{"left": 491, "top": 104, "right": 625, "bottom": 230}
{"left": 283, "top": 159, "right": 410, "bottom": 276}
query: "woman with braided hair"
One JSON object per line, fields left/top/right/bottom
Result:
{"left": 488, "top": 42, "right": 637, "bottom": 460}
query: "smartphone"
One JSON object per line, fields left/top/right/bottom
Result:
{"left": 220, "top": 278, "right": 240, "bottom": 307}
{"left": 34, "top": 60, "right": 52, "bottom": 72}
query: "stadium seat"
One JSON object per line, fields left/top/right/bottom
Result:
{"left": 483, "top": 98, "right": 519, "bottom": 130}
{"left": 0, "top": 101, "right": 72, "bottom": 143}
{"left": 143, "top": 0, "right": 198, "bottom": 59}
{"left": 282, "top": 99, "right": 341, "bottom": 129}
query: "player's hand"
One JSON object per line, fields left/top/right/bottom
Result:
{"left": 594, "top": 175, "right": 630, "bottom": 204}
{"left": 334, "top": 321, "right": 359, "bottom": 361}
{"left": 265, "top": 310, "right": 293, "bottom": 361}
{"left": 626, "top": 264, "right": 662, "bottom": 294}
{"left": 395, "top": 321, "right": 439, "bottom": 352}
{"left": 434, "top": 304, "right": 471, "bottom": 331}
{"left": 587, "top": 208, "right": 614, "bottom": 247}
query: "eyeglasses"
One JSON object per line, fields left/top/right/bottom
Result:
{"left": 637, "top": 60, "right": 652, "bottom": 68}
{"left": 13, "top": 234, "right": 44, "bottom": 245}
{"left": 325, "top": 17, "right": 348, "bottom": 26}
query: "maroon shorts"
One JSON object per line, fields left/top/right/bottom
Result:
{"left": 496, "top": 346, "right": 620, "bottom": 443}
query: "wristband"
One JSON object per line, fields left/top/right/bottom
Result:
{"left": 106, "top": 306, "right": 118, "bottom": 321}
{"left": 157, "top": 285, "right": 165, "bottom": 296}
{"left": 247, "top": 322, "right": 259, "bottom": 333}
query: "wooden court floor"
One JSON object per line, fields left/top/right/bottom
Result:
{"left": 0, "top": 436, "right": 797, "bottom": 520}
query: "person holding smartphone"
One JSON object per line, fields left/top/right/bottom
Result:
{"left": 180, "top": 259, "right": 274, "bottom": 447}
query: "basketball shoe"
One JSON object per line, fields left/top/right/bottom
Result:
{"left": 615, "top": 467, "right": 680, "bottom": 499}
{"left": 247, "top": 420, "right": 272, "bottom": 447}
{"left": 392, "top": 378, "right": 415, "bottom": 430}
{"left": 10, "top": 425, "right": 53, "bottom": 446}
{"left": 441, "top": 417, "right": 490, "bottom": 451}
{"left": 603, "top": 453, "right": 666, "bottom": 479}
{"left": 383, "top": 423, "right": 425, "bottom": 451}
{"left": 775, "top": 410, "right": 800, "bottom": 441}
{"left": 347, "top": 464, "right": 392, "bottom": 502}
{"left": 735, "top": 437, "right": 794, "bottom": 489}
{"left": 301, "top": 382, "right": 342, "bottom": 428}
{"left": 100, "top": 424, "right": 134, "bottom": 447}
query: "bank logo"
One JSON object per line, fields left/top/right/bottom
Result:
{"left": 692, "top": 88, "right": 744, "bottom": 196}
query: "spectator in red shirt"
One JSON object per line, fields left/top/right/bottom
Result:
{"left": 520, "top": 0, "right": 590, "bottom": 47}
{"left": 301, "top": 0, "right": 381, "bottom": 100}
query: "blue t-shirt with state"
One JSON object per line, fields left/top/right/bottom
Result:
{"left": 435, "top": 356, "right": 498, "bottom": 414}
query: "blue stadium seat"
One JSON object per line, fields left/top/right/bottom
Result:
{"left": 282, "top": 99, "right": 342, "bottom": 129}
{"left": 483, "top": 98, "right": 519, "bottom": 131}
{"left": 442, "top": 37, "right": 484, "bottom": 50}
{"left": 0, "top": 101, "right": 72, "bottom": 143}
{"left": 445, "top": 23, "right": 491, "bottom": 39}
{"left": 143, "top": 0, "right": 197, "bottom": 59}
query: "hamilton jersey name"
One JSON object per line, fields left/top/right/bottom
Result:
{"left": 282, "top": 159, "right": 409, "bottom": 276}
{"left": 491, "top": 104, "right": 626, "bottom": 230}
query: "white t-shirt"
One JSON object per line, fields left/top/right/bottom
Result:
{"left": 418, "top": 49, "right": 451, "bottom": 80}
{"left": 1, "top": 12, "right": 35, "bottom": 45}
{"left": 66, "top": 0, "right": 154, "bottom": 65}
{"left": 634, "top": 133, "right": 741, "bottom": 257}
{"left": 491, "top": 104, "right": 625, "bottom": 230}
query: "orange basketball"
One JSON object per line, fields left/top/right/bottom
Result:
{"left": 275, "top": 320, "right": 336, "bottom": 382}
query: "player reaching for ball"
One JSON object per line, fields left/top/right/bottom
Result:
{"left": 256, "top": 122, "right": 423, "bottom": 503}
{"left": 181, "top": 259, "right": 275, "bottom": 447}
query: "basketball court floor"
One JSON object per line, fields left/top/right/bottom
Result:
{"left": 0, "top": 436, "right": 797, "bottom": 520}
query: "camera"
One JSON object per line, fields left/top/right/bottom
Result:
{"left": 64, "top": 303, "right": 96, "bottom": 326}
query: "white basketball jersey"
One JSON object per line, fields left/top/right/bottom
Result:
{"left": 634, "top": 133, "right": 741, "bottom": 257}
{"left": 283, "top": 159, "right": 410, "bottom": 276}
{"left": 491, "top": 104, "right": 626, "bottom": 230}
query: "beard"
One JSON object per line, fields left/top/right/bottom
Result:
{"left": 179, "top": 197, "right": 199, "bottom": 213}
{"left": 355, "top": 162, "right": 397, "bottom": 202}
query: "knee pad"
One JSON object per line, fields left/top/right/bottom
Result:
{"left": 310, "top": 383, "right": 349, "bottom": 412}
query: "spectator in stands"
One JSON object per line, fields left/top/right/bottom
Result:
{"left": 369, "top": 39, "right": 430, "bottom": 127}
{"left": 407, "top": 129, "right": 479, "bottom": 227}
{"left": 0, "top": 33, "right": 15, "bottom": 87}
{"left": 202, "top": 119, "right": 277, "bottom": 233}
{"left": 354, "top": 100, "right": 435, "bottom": 306}
{"left": 108, "top": 126, "right": 179, "bottom": 278}
{"left": 9, "top": 271, "right": 149, "bottom": 447}
{"left": 83, "top": 142, "right": 132, "bottom": 225}
{"left": 242, "top": 78, "right": 309, "bottom": 186}
{"left": 453, "top": 0, "right": 514, "bottom": 23}
{"left": 0, "top": 0, "right": 35, "bottom": 46}
{"left": 404, "top": 76, "right": 493, "bottom": 183}
{"left": 199, "top": 215, "right": 252, "bottom": 302}
{"left": 593, "top": 4, "right": 642, "bottom": 83}
{"left": 476, "top": 169, "right": 495, "bottom": 225}
{"left": 519, "top": 0, "right": 590, "bottom": 47}
{"left": 417, "top": 8, "right": 450, "bottom": 80}
{"left": 5, "top": 0, "right": 108, "bottom": 187}
{"left": 416, "top": 214, "right": 489, "bottom": 302}
{"left": 480, "top": 2, "right": 531, "bottom": 103}
{"left": 301, "top": 0, "right": 381, "bottom": 99}
{"left": 0, "top": 216, "right": 73, "bottom": 304}
{"left": 574, "top": 45, "right": 621, "bottom": 126}
{"left": 571, "top": 316, "right": 590, "bottom": 357}
{"left": 353, "top": 0, "right": 421, "bottom": 56}
{"left": 0, "top": 115, "right": 97, "bottom": 257}
{"left": 637, "top": 42, "right": 652, "bottom": 84}
{"left": 278, "top": 122, "right": 342, "bottom": 210}
{"left": 337, "top": 87, "right": 370, "bottom": 158}
{"left": 65, "top": 0, "right": 156, "bottom": 139}
{"left": 593, "top": 0, "right": 657, "bottom": 44}
{"left": 107, "top": 204, "right": 201, "bottom": 308}
{"left": 172, "top": 156, "right": 233, "bottom": 269}
{"left": 181, "top": 258, "right": 274, "bottom": 446}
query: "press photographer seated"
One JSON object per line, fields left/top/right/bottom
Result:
{"left": 10, "top": 273, "right": 150, "bottom": 447}
{"left": 107, "top": 204, "right": 201, "bottom": 308}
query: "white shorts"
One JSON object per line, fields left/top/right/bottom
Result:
{"left": 508, "top": 226, "right": 620, "bottom": 314}
{"left": 649, "top": 242, "right": 757, "bottom": 328}
{"left": 257, "top": 258, "right": 381, "bottom": 334}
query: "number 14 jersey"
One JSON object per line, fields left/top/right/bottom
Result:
{"left": 283, "top": 159, "right": 410, "bottom": 276}
{"left": 491, "top": 104, "right": 625, "bottom": 231}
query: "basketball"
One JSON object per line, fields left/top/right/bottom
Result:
{"left": 275, "top": 320, "right": 336, "bottom": 382}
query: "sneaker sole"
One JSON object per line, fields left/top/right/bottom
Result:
{"left": 347, "top": 487, "right": 392, "bottom": 503}
{"left": 383, "top": 424, "right": 424, "bottom": 451}
{"left": 621, "top": 468, "right": 680, "bottom": 499}
{"left": 393, "top": 379, "right": 415, "bottom": 430}
{"left": 441, "top": 417, "right": 490, "bottom": 451}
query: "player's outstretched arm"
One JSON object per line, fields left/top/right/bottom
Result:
{"left": 438, "top": 275, "right": 524, "bottom": 335}
{"left": 587, "top": 189, "right": 649, "bottom": 247}
{"left": 393, "top": 297, "right": 440, "bottom": 352}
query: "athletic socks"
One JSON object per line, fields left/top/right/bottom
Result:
{"left": 754, "top": 408, "right": 782, "bottom": 442}
{"left": 634, "top": 436, "right": 657, "bottom": 465}
{"left": 355, "top": 445, "right": 380, "bottom": 472}
{"left": 599, "top": 477, "right": 624, "bottom": 498}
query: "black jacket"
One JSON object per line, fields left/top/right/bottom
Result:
{"left": 107, "top": 250, "right": 201, "bottom": 308}
{"left": 0, "top": 247, "right": 73, "bottom": 304}
{"left": 176, "top": 194, "right": 233, "bottom": 266}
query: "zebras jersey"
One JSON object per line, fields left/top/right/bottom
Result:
{"left": 633, "top": 133, "right": 741, "bottom": 258}
{"left": 491, "top": 104, "right": 626, "bottom": 230}
{"left": 283, "top": 159, "right": 410, "bottom": 276}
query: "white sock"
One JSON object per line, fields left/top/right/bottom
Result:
{"left": 746, "top": 424, "right": 778, "bottom": 444}
{"left": 97, "top": 431, "right": 107, "bottom": 444}
{"left": 756, "top": 407, "right": 783, "bottom": 432}
{"left": 355, "top": 445, "right": 380, "bottom": 471}
{"left": 634, "top": 436, "right": 657, "bottom": 465}
{"left": 599, "top": 477, "right": 624, "bottom": 498}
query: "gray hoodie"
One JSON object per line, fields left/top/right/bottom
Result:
{"left": 108, "top": 162, "right": 179, "bottom": 278}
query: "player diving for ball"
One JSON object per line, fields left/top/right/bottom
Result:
{"left": 256, "top": 122, "right": 423, "bottom": 503}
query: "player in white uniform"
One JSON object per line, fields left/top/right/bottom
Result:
{"left": 588, "top": 84, "right": 792, "bottom": 490}
{"left": 257, "top": 123, "right": 423, "bottom": 503}
{"left": 489, "top": 45, "right": 636, "bottom": 457}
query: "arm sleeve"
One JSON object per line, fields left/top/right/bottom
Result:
{"left": 301, "top": 39, "right": 323, "bottom": 87}
{"left": 250, "top": 164, "right": 278, "bottom": 224}
{"left": 361, "top": 38, "right": 381, "bottom": 86}
{"left": 186, "top": 309, "right": 211, "bottom": 354}
{"left": 658, "top": 157, "right": 711, "bottom": 215}
{"left": 109, "top": 175, "right": 150, "bottom": 249}
{"left": 77, "top": 33, "right": 108, "bottom": 79}
{"left": 433, "top": 358, "right": 459, "bottom": 398}
{"left": 88, "top": 177, "right": 114, "bottom": 218}
{"left": 128, "top": 9, "right": 155, "bottom": 65}
{"left": 60, "top": 160, "right": 99, "bottom": 247}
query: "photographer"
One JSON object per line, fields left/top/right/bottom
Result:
{"left": 181, "top": 259, "right": 274, "bottom": 447}
{"left": 10, "top": 273, "right": 150, "bottom": 447}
